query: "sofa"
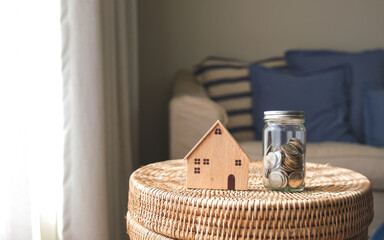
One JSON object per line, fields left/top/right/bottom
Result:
{"left": 169, "top": 69, "right": 384, "bottom": 236}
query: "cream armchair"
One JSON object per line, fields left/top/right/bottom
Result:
{"left": 169, "top": 70, "right": 228, "bottom": 158}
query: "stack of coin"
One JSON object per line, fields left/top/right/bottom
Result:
{"left": 263, "top": 137, "right": 305, "bottom": 189}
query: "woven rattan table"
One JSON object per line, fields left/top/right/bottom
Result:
{"left": 127, "top": 160, "right": 373, "bottom": 240}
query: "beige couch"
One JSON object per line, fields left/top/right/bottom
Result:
{"left": 169, "top": 70, "right": 384, "bottom": 235}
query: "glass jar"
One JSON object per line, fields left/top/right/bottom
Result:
{"left": 262, "top": 111, "right": 306, "bottom": 191}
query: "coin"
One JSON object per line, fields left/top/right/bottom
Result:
{"left": 281, "top": 147, "right": 302, "bottom": 174}
{"left": 268, "top": 171, "right": 285, "bottom": 188}
{"left": 288, "top": 171, "right": 304, "bottom": 188}
{"left": 281, "top": 156, "right": 294, "bottom": 172}
{"left": 266, "top": 144, "right": 272, "bottom": 155}
{"left": 288, "top": 137, "right": 303, "bottom": 147}
{"left": 264, "top": 152, "right": 276, "bottom": 169}
{"left": 288, "top": 138, "right": 304, "bottom": 153}
{"left": 281, "top": 143, "right": 300, "bottom": 157}
{"left": 264, "top": 168, "right": 271, "bottom": 178}
{"left": 273, "top": 151, "right": 282, "bottom": 167}
{"left": 280, "top": 170, "right": 288, "bottom": 187}
{"left": 285, "top": 155, "right": 301, "bottom": 167}
{"left": 291, "top": 142, "right": 303, "bottom": 156}
{"left": 289, "top": 142, "right": 302, "bottom": 153}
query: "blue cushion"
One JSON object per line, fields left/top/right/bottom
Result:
{"left": 371, "top": 222, "right": 384, "bottom": 240}
{"left": 364, "top": 89, "right": 384, "bottom": 146}
{"left": 249, "top": 64, "right": 357, "bottom": 143}
{"left": 285, "top": 49, "right": 384, "bottom": 143}
{"left": 194, "top": 56, "right": 287, "bottom": 141}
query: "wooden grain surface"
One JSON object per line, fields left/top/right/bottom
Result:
{"left": 185, "top": 121, "right": 250, "bottom": 190}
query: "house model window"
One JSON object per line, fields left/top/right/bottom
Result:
{"left": 194, "top": 158, "right": 200, "bottom": 165}
{"left": 194, "top": 167, "right": 200, "bottom": 174}
{"left": 214, "top": 128, "right": 222, "bottom": 135}
{"left": 203, "top": 158, "right": 209, "bottom": 165}
{"left": 235, "top": 159, "right": 242, "bottom": 166}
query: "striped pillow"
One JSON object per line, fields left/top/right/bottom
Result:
{"left": 195, "top": 56, "right": 286, "bottom": 141}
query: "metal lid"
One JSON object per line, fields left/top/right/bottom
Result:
{"left": 264, "top": 110, "right": 305, "bottom": 121}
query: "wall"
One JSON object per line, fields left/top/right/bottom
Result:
{"left": 138, "top": 0, "right": 384, "bottom": 165}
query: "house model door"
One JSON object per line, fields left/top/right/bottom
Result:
{"left": 228, "top": 174, "right": 235, "bottom": 190}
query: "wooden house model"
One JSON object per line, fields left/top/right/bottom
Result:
{"left": 184, "top": 121, "right": 250, "bottom": 190}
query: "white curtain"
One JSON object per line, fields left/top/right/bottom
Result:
{"left": 61, "top": 0, "right": 138, "bottom": 239}
{"left": 0, "top": 1, "right": 63, "bottom": 240}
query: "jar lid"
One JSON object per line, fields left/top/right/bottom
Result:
{"left": 264, "top": 110, "right": 305, "bottom": 120}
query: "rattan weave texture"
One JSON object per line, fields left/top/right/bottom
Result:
{"left": 127, "top": 211, "right": 172, "bottom": 240}
{"left": 126, "top": 210, "right": 369, "bottom": 240}
{"left": 127, "top": 160, "right": 373, "bottom": 240}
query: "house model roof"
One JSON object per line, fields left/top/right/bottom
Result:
{"left": 183, "top": 120, "right": 251, "bottom": 162}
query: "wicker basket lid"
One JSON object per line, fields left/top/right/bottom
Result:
{"left": 128, "top": 160, "right": 373, "bottom": 240}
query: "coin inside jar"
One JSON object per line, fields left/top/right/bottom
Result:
{"left": 282, "top": 143, "right": 300, "bottom": 158}
{"left": 288, "top": 137, "right": 303, "bottom": 147}
{"left": 274, "top": 151, "right": 282, "bottom": 166}
{"left": 264, "top": 152, "right": 277, "bottom": 169}
{"left": 263, "top": 137, "right": 305, "bottom": 190}
{"left": 289, "top": 144, "right": 303, "bottom": 154}
{"left": 289, "top": 138, "right": 304, "bottom": 152}
{"left": 264, "top": 168, "right": 271, "bottom": 178}
{"left": 288, "top": 171, "right": 304, "bottom": 188}
{"left": 268, "top": 171, "right": 285, "bottom": 188}
{"left": 266, "top": 144, "right": 272, "bottom": 155}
